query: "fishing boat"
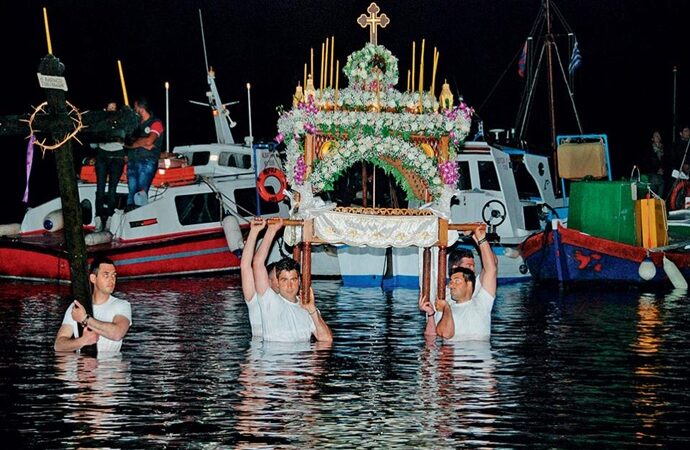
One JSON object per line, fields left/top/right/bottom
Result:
{"left": 0, "top": 66, "right": 301, "bottom": 282}
{"left": 520, "top": 175, "right": 690, "bottom": 287}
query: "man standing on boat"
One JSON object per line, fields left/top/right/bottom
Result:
{"left": 240, "top": 217, "right": 280, "bottom": 337}
{"left": 253, "top": 220, "right": 333, "bottom": 342}
{"left": 54, "top": 257, "right": 132, "bottom": 353}
{"left": 93, "top": 102, "right": 126, "bottom": 231}
{"left": 125, "top": 98, "right": 164, "bottom": 209}
{"left": 419, "top": 224, "right": 497, "bottom": 340}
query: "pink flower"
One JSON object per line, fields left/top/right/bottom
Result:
{"left": 275, "top": 132, "right": 284, "bottom": 143}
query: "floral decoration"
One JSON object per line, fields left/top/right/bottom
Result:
{"left": 276, "top": 44, "right": 474, "bottom": 202}
{"left": 343, "top": 43, "right": 399, "bottom": 90}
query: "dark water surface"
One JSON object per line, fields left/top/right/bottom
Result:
{"left": 1, "top": 277, "right": 689, "bottom": 448}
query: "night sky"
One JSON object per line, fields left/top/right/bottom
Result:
{"left": 2, "top": 0, "right": 690, "bottom": 224}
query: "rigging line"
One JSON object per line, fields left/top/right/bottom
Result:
{"left": 552, "top": 44, "right": 584, "bottom": 134}
{"left": 517, "top": 44, "right": 547, "bottom": 141}
{"left": 549, "top": 1, "right": 574, "bottom": 34}
{"left": 477, "top": 11, "right": 545, "bottom": 113}
{"left": 476, "top": 44, "right": 523, "bottom": 114}
{"left": 200, "top": 177, "right": 253, "bottom": 222}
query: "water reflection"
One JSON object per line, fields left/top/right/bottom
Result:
{"left": 235, "top": 340, "right": 332, "bottom": 448}
{"left": 420, "top": 339, "right": 498, "bottom": 441}
{"left": 1, "top": 278, "right": 689, "bottom": 447}
{"left": 54, "top": 353, "right": 132, "bottom": 447}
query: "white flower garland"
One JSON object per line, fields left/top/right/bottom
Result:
{"left": 343, "top": 43, "right": 399, "bottom": 90}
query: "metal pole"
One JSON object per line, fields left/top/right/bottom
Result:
{"left": 165, "top": 81, "right": 170, "bottom": 152}
{"left": 673, "top": 66, "right": 677, "bottom": 145}
{"left": 246, "top": 83, "right": 253, "bottom": 147}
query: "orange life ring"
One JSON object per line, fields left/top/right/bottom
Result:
{"left": 257, "top": 167, "right": 287, "bottom": 202}
{"left": 668, "top": 180, "right": 690, "bottom": 211}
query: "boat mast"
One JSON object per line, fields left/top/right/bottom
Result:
{"left": 545, "top": 0, "right": 557, "bottom": 157}
{"left": 193, "top": 9, "right": 237, "bottom": 145}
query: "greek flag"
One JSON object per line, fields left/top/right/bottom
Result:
{"left": 568, "top": 40, "right": 582, "bottom": 75}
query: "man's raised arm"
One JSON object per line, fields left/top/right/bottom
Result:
{"left": 253, "top": 219, "right": 283, "bottom": 295}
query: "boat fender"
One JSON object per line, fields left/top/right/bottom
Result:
{"left": 43, "top": 210, "right": 64, "bottom": 232}
{"left": 0, "top": 223, "right": 21, "bottom": 236}
{"left": 257, "top": 167, "right": 287, "bottom": 203}
{"left": 638, "top": 257, "right": 656, "bottom": 281}
{"left": 222, "top": 215, "right": 243, "bottom": 253}
{"left": 662, "top": 256, "right": 688, "bottom": 289}
{"left": 85, "top": 231, "right": 113, "bottom": 247}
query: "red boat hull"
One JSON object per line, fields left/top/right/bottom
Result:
{"left": 0, "top": 230, "right": 240, "bottom": 282}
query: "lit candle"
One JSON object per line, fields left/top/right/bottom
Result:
{"left": 431, "top": 48, "right": 438, "bottom": 97}
{"left": 335, "top": 59, "right": 340, "bottom": 104}
{"left": 419, "top": 39, "right": 425, "bottom": 109}
{"left": 42, "top": 7, "right": 52, "bottom": 54}
{"left": 330, "top": 36, "right": 335, "bottom": 89}
{"left": 324, "top": 37, "right": 329, "bottom": 90}
{"left": 419, "top": 39, "right": 425, "bottom": 93}
{"left": 411, "top": 41, "right": 416, "bottom": 96}
{"left": 117, "top": 60, "right": 129, "bottom": 106}
{"left": 320, "top": 42, "right": 325, "bottom": 96}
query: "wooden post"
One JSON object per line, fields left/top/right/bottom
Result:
{"left": 439, "top": 135, "right": 449, "bottom": 162}
{"left": 301, "top": 219, "right": 313, "bottom": 304}
{"left": 304, "top": 134, "right": 315, "bottom": 178}
{"left": 39, "top": 55, "right": 94, "bottom": 354}
{"left": 422, "top": 247, "right": 431, "bottom": 302}
{"left": 361, "top": 163, "right": 368, "bottom": 207}
{"left": 437, "top": 218, "right": 448, "bottom": 301}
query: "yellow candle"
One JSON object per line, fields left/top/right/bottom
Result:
{"left": 304, "top": 63, "right": 307, "bottom": 90}
{"left": 335, "top": 60, "right": 340, "bottom": 101}
{"left": 411, "top": 41, "right": 416, "bottom": 96}
{"left": 42, "top": 7, "right": 52, "bottom": 54}
{"left": 330, "top": 35, "right": 335, "bottom": 89}
{"left": 324, "top": 37, "right": 329, "bottom": 90}
{"left": 407, "top": 69, "right": 411, "bottom": 92}
{"left": 117, "top": 60, "right": 129, "bottom": 106}
{"left": 419, "top": 39, "right": 425, "bottom": 93}
{"left": 320, "top": 42, "right": 325, "bottom": 93}
{"left": 431, "top": 48, "right": 439, "bottom": 97}
{"left": 310, "top": 48, "right": 314, "bottom": 81}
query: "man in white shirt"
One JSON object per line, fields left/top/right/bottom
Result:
{"left": 419, "top": 223, "right": 497, "bottom": 341}
{"left": 240, "top": 217, "right": 279, "bottom": 337}
{"left": 253, "top": 220, "right": 333, "bottom": 342}
{"left": 54, "top": 257, "right": 132, "bottom": 353}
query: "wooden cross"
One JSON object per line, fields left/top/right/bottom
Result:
{"left": 0, "top": 54, "right": 137, "bottom": 350}
{"left": 357, "top": 2, "right": 390, "bottom": 45}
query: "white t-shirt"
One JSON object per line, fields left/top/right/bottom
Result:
{"left": 246, "top": 293, "right": 262, "bottom": 337}
{"left": 258, "top": 289, "right": 315, "bottom": 342}
{"left": 434, "top": 278, "right": 482, "bottom": 324}
{"left": 62, "top": 295, "right": 132, "bottom": 352}
{"left": 443, "top": 287, "right": 494, "bottom": 341}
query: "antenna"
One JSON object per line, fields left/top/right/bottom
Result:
{"left": 199, "top": 9, "right": 209, "bottom": 72}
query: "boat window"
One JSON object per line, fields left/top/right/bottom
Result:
{"left": 219, "top": 152, "right": 252, "bottom": 169}
{"left": 175, "top": 193, "right": 222, "bottom": 225}
{"left": 234, "top": 187, "right": 280, "bottom": 217}
{"left": 456, "top": 161, "right": 472, "bottom": 190}
{"left": 190, "top": 151, "right": 210, "bottom": 166}
{"left": 512, "top": 159, "right": 541, "bottom": 199}
{"left": 478, "top": 161, "right": 501, "bottom": 191}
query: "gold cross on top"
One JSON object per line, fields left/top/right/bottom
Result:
{"left": 357, "top": 2, "right": 389, "bottom": 45}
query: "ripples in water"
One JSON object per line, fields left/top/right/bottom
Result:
{"left": 1, "top": 278, "right": 689, "bottom": 447}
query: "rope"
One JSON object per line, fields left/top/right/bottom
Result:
{"left": 552, "top": 44, "right": 584, "bottom": 133}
